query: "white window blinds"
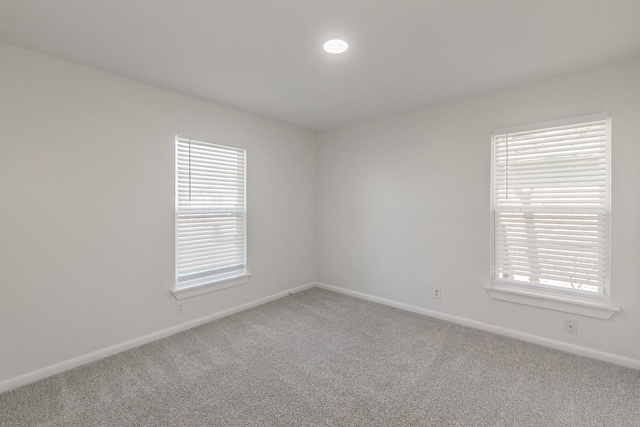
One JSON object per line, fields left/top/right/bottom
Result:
{"left": 492, "top": 115, "right": 610, "bottom": 297}
{"left": 176, "top": 136, "right": 246, "bottom": 287}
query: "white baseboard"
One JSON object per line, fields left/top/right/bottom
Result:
{"left": 3, "top": 280, "right": 636, "bottom": 394}
{"left": 0, "top": 281, "right": 317, "bottom": 394}
{"left": 315, "top": 282, "right": 640, "bottom": 370}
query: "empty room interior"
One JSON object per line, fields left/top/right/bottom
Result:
{"left": 1, "top": 1, "right": 640, "bottom": 425}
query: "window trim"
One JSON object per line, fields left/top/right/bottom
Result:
{"left": 173, "top": 133, "right": 250, "bottom": 299}
{"left": 172, "top": 271, "right": 252, "bottom": 300}
{"left": 488, "top": 114, "right": 618, "bottom": 318}
{"left": 484, "top": 285, "right": 618, "bottom": 319}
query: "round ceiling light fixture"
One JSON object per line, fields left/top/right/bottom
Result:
{"left": 323, "top": 39, "right": 348, "bottom": 54}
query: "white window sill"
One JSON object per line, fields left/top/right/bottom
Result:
{"left": 484, "top": 285, "right": 619, "bottom": 319}
{"left": 172, "top": 271, "right": 252, "bottom": 300}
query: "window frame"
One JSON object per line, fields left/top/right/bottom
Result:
{"left": 172, "top": 133, "right": 250, "bottom": 300}
{"left": 486, "top": 114, "right": 619, "bottom": 319}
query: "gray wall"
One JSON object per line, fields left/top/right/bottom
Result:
{"left": 2, "top": 40, "right": 639, "bottom": 390}
{"left": 317, "top": 58, "right": 640, "bottom": 363}
{"left": 0, "top": 43, "right": 317, "bottom": 385}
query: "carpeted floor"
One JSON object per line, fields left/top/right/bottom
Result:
{"left": 1, "top": 287, "right": 639, "bottom": 426}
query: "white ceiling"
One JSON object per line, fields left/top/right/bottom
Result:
{"left": 1, "top": 0, "right": 639, "bottom": 131}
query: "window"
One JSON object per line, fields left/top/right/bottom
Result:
{"left": 174, "top": 135, "right": 248, "bottom": 297}
{"left": 489, "top": 114, "right": 617, "bottom": 317}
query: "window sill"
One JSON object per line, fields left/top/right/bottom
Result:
{"left": 484, "top": 285, "right": 619, "bottom": 319}
{"left": 172, "top": 271, "right": 252, "bottom": 300}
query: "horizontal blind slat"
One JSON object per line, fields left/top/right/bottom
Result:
{"left": 492, "top": 117, "right": 609, "bottom": 295}
{"left": 176, "top": 137, "right": 246, "bottom": 282}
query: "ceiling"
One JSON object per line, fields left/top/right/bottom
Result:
{"left": 1, "top": 1, "right": 639, "bottom": 131}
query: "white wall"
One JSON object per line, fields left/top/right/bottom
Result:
{"left": 0, "top": 42, "right": 317, "bottom": 385}
{"left": 1, "top": 39, "right": 638, "bottom": 390}
{"left": 317, "top": 58, "right": 640, "bottom": 363}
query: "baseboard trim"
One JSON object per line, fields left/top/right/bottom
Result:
{"left": 4, "top": 280, "right": 636, "bottom": 394}
{"left": 0, "top": 281, "right": 317, "bottom": 394}
{"left": 315, "top": 282, "right": 640, "bottom": 370}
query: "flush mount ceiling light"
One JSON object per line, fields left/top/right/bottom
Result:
{"left": 323, "top": 39, "right": 348, "bottom": 54}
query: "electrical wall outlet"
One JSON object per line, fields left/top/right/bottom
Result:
{"left": 176, "top": 301, "right": 185, "bottom": 315}
{"left": 433, "top": 287, "right": 441, "bottom": 299}
{"left": 564, "top": 319, "right": 577, "bottom": 334}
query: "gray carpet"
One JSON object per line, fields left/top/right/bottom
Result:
{"left": 1, "top": 288, "right": 639, "bottom": 426}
